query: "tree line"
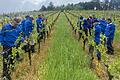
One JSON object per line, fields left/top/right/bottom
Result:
{"left": 40, "top": 0, "right": 120, "bottom": 11}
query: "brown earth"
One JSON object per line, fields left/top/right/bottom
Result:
{"left": 11, "top": 28, "right": 55, "bottom": 80}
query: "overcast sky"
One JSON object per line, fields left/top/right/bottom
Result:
{"left": 0, "top": 0, "right": 91, "bottom": 14}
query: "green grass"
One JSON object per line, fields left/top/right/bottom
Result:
{"left": 40, "top": 13, "right": 98, "bottom": 80}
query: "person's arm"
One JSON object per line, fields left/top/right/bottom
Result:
{"left": 14, "top": 26, "right": 25, "bottom": 47}
{"left": 105, "top": 26, "right": 110, "bottom": 37}
{"left": 36, "top": 20, "right": 39, "bottom": 28}
{"left": 0, "top": 25, "right": 7, "bottom": 40}
{"left": 27, "top": 21, "right": 34, "bottom": 33}
{"left": 95, "top": 26, "right": 98, "bottom": 35}
{"left": 0, "top": 30, "right": 3, "bottom": 43}
{"left": 110, "top": 24, "right": 115, "bottom": 34}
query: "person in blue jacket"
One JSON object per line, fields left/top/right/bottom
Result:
{"left": 24, "top": 15, "right": 34, "bottom": 37}
{"left": 24, "top": 15, "right": 35, "bottom": 53}
{"left": 99, "top": 17, "right": 108, "bottom": 34}
{"left": 21, "top": 18, "right": 26, "bottom": 37}
{"left": 82, "top": 18, "right": 89, "bottom": 50}
{"left": 41, "top": 14, "right": 47, "bottom": 41}
{"left": 83, "top": 18, "right": 89, "bottom": 36}
{"left": 94, "top": 21, "right": 102, "bottom": 61}
{"left": 0, "top": 18, "right": 22, "bottom": 79}
{"left": 36, "top": 14, "right": 44, "bottom": 42}
{"left": 36, "top": 14, "right": 43, "bottom": 33}
{"left": 105, "top": 18, "right": 115, "bottom": 55}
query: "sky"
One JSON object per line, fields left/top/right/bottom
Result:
{"left": 0, "top": 0, "right": 91, "bottom": 14}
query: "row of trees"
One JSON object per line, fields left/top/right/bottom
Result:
{"left": 40, "top": 0, "right": 120, "bottom": 11}
{"left": 84, "top": 0, "right": 120, "bottom": 10}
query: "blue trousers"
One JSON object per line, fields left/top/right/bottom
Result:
{"left": 106, "top": 39, "right": 114, "bottom": 54}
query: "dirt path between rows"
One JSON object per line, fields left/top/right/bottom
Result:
{"left": 11, "top": 28, "right": 55, "bottom": 80}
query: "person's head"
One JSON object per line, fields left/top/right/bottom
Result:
{"left": 79, "top": 16, "right": 83, "bottom": 20}
{"left": 12, "top": 17, "right": 21, "bottom": 27}
{"left": 87, "top": 18, "right": 89, "bottom": 21}
{"left": 107, "top": 18, "right": 112, "bottom": 23}
{"left": 25, "top": 15, "right": 30, "bottom": 19}
{"left": 38, "top": 14, "right": 42, "bottom": 18}
{"left": 89, "top": 15, "right": 92, "bottom": 19}
{"left": 42, "top": 14, "right": 44, "bottom": 17}
{"left": 30, "top": 15, "right": 34, "bottom": 20}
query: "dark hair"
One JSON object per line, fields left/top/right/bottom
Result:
{"left": 80, "top": 16, "right": 83, "bottom": 20}
{"left": 38, "top": 14, "right": 41, "bottom": 16}
{"left": 108, "top": 18, "right": 112, "bottom": 22}
{"left": 14, "top": 18, "right": 20, "bottom": 23}
{"left": 89, "top": 16, "right": 92, "bottom": 19}
{"left": 25, "top": 15, "right": 30, "bottom": 18}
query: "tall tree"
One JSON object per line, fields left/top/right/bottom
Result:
{"left": 103, "top": 0, "right": 109, "bottom": 10}
{"left": 40, "top": 5, "right": 47, "bottom": 11}
{"left": 90, "top": 0, "right": 101, "bottom": 10}
{"left": 115, "top": 0, "right": 120, "bottom": 10}
{"left": 109, "top": 0, "right": 116, "bottom": 9}
{"left": 47, "top": 2, "right": 55, "bottom": 11}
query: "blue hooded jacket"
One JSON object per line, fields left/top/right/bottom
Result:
{"left": 94, "top": 24, "right": 101, "bottom": 44}
{"left": 83, "top": 19, "right": 88, "bottom": 29}
{"left": 36, "top": 18, "right": 43, "bottom": 32}
{"left": 105, "top": 23, "right": 115, "bottom": 41}
{"left": 0, "top": 24, "right": 22, "bottom": 47}
{"left": 24, "top": 17, "right": 34, "bottom": 37}
{"left": 21, "top": 19, "right": 26, "bottom": 33}
{"left": 99, "top": 20, "right": 107, "bottom": 34}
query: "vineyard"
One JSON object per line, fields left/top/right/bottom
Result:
{"left": 0, "top": 10, "right": 120, "bottom": 80}
{"left": 64, "top": 10, "right": 120, "bottom": 80}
